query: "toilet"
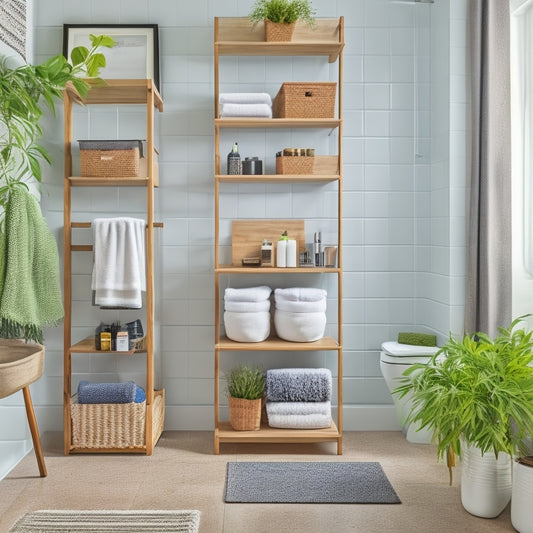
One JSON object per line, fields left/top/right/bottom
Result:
{"left": 380, "top": 341, "right": 440, "bottom": 444}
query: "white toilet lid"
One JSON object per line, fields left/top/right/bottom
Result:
{"left": 381, "top": 341, "right": 440, "bottom": 357}
{"left": 380, "top": 352, "right": 433, "bottom": 365}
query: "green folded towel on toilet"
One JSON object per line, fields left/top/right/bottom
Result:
{"left": 398, "top": 332, "right": 437, "bottom": 347}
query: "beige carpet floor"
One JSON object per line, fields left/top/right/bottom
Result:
{"left": 0, "top": 431, "right": 514, "bottom": 533}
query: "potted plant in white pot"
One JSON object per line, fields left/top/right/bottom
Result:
{"left": 249, "top": 0, "right": 316, "bottom": 42}
{"left": 226, "top": 364, "right": 266, "bottom": 431}
{"left": 512, "top": 452, "right": 533, "bottom": 532}
{"left": 394, "top": 317, "right": 533, "bottom": 518}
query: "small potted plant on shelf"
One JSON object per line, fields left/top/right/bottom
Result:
{"left": 226, "top": 364, "right": 266, "bottom": 431}
{"left": 394, "top": 316, "right": 533, "bottom": 519}
{"left": 249, "top": 0, "right": 316, "bottom": 42}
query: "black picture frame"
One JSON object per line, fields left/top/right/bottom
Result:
{"left": 62, "top": 24, "right": 160, "bottom": 91}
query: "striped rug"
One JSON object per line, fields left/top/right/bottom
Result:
{"left": 9, "top": 510, "right": 201, "bottom": 533}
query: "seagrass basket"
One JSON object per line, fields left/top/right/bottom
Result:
{"left": 228, "top": 396, "right": 262, "bottom": 431}
{"left": 79, "top": 140, "right": 143, "bottom": 177}
{"left": 265, "top": 20, "right": 296, "bottom": 42}
{"left": 273, "top": 82, "right": 337, "bottom": 118}
{"left": 276, "top": 155, "right": 314, "bottom": 175}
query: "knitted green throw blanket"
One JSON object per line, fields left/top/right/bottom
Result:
{"left": 0, "top": 189, "right": 64, "bottom": 343}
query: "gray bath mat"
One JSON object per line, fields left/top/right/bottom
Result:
{"left": 224, "top": 461, "right": 401, "bottom": 504}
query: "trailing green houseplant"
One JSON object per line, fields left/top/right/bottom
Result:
{"left": 0, "top": 34, "right": 115, "bottom": 213}
{"left": 394, "top": 316, "right": 533, "bottom": 481}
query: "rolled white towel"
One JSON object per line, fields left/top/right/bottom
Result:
{"left": 274, "top": 287, "right": 327, "bottom": 303}
{"left": 274, "top": 309, "right": 326, "bottom": 342}
{"left": 224, "top": 299, "right": 271, "bottom": 313}
{"left": 220, "top": 103, "right": 273, "bottom": 118}
{"left": 224, "top": 311, "right": 270, "bottom": 343}
{"left": 267, "top": 412, "right": 332, "bottom": 429}
{"left": 224, "top": 286, "right": 272, "bottom": 302}
{"left": 275, "top": 298, "right": 326, "bottom": 314}
{"left": 219, "top": 92, "right": 272, "bottom": 105}
{"left": 266, "top": 401, "right": 331, "bottom": 416}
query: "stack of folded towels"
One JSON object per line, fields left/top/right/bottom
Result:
{"left": 219, "top": 93, "right": 273, "bottom": 118}
{"left": 266, "top": 368, "right": 332, "bottom": 429}
{"left": 274, "top": 287, "right": 327, "bottom": 342}
{"left": 224, "top": 285, "right": 272, "bottom": 342}
{"left": 77, "top": 381, "right": 146, "bottom": 404}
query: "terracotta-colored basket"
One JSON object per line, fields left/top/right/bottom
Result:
{"left": 228, "top": 396, "right": 262, "bottom": 431}
{"left": 265, "top": 20, "right": 296, "bottom": 42}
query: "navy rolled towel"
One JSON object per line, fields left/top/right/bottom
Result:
{"left": 266, "top": 368, "right": 332, "bottom": 402}
{"left": 77, "top": 381, "right": 145, "bottom": 404}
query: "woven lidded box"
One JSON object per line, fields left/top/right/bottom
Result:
{"left": 273, "top": 82, "right": 337, "bottom": 119}
{"left": 79, "top": 139, "right": 143, "bottom": 177}
{"left": 276, "top": 156, "right": 314, "bottom": 175}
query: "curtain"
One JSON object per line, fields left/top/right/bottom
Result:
{"left": 465, "top": 0, "right": 512, "bottom": 337}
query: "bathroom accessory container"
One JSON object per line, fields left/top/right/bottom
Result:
{"left": 79, "top": 139, "right": 143, "bottom": 177}
{"left": 276, "top": 154, "right": 314, "bottom": 174}
{"left": 273, "top": 82, "right": 337, "bottom": 119}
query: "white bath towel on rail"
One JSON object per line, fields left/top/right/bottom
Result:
{"left": 91, "top": 217, "right": 146, "bottom": 309}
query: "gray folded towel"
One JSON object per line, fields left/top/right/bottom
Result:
{"left": 77, "top": 381, "right": 145, "bottom": 404}
{"left": 266, "top": 368, "right": 332, "bottom": 402}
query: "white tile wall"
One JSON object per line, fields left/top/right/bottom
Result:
{"left": 0, "top": 0, "right": 467, "bottom": 465}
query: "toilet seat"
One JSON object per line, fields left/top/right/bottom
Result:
{"left": 380, "top": 352, "right": 434, "bottom": 365}
{"left": 381, "top": 341, "right": 440, "bottom": 357}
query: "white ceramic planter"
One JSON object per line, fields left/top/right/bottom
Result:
{"left": 511, "top": 459, "right": 533, "bottom": 533}
{"left": 460, "top": 445, "right": 512, "bottom": 518}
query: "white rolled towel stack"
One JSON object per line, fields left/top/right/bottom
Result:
{"left": 224, "top": 286, "right": 272, "bottom": 342}
{"left": 274, "top": 288, "right": 327, "bottom": 342}
{"left": 219, "top": 93, "right": 273, "bottom": 118}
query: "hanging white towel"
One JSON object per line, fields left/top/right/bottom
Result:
{"left": 91, "top": 217, "right": 146, "bottom": 309}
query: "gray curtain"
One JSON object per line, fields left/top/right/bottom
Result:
{"left": 465, "top": 0, "right": 512, "bottom": 337}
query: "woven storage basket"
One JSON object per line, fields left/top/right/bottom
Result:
{"left": 71, "top": 396, "right": 146, "bottom": 448}
{"left": 79, "top": 140, "right": 143, "bottom": 177}
{"left": 228, "top": 396, "right": 262, "bottom": 431}
{"left": 273, "top": 82, "right": 337, "bottom": 119}
{"left": 265, "top": 20, "right": 296, "bottom": 42}
{"left": 276, "top": 155, "right": 314, "bottom": 175}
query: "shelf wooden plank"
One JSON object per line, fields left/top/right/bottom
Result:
{"left": 70, "top": 336, "right": 145, "bottom": 355}
{"left": 65, "top": 79, "right": 163, "bottom": 111}
{"left": 216, "top": 265, "right": 340, "bottom": 274}
{"left": 216, "top": 336, "right": 340, "bottom": 351}
{"left": 216, "top": 421, "right": 340, "bottom": 443}
{"left": 215, "top": 117, "right": 340, "bottom": 129}
{"left": 68, "top": 177, "right": 150, "bottom": 187}
{"left": 217, "top": 42, "right": 343, "bottom": 62}
{"left": 216, "top": 174, "right": 339, "bottom": 183}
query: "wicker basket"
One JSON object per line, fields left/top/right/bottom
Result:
{"left": 79, "top": 140, "right": 143, "bottom": 178}
{"left": 276, "top": 155, "right": 314, "bottom": 175}
{"left": 228, "top": 396, "right": 262, "bottom": 431}
{"left": 273, "top": 82, "right": 337, "bottom": 119}
{"left": 70, "top": 392, "right": 165, "bottom": 449}
{"left": 265, "top": 20, "right": 296, "bottom": 42}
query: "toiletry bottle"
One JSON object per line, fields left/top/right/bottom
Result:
{"left": 286, "top": 238, "right": 297, "bottom": 267}
{"left": 277, "top": 231, "right": 288, "bottom": 268}
{"left": 261, "top": 239, "right": 273, "bottom": 267}
{"left": 227, "top": 142, "right": 242, "bottom": 175}
{"left": 116, "top": 325, "right": 129, "bottom": 352}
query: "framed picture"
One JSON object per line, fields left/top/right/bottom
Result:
{"left": 63, "top": 24, "right": 160, "bottom": 91}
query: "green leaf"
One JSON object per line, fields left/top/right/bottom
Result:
{"left": 70, "top": 46, "right": 89, "bottom": 67}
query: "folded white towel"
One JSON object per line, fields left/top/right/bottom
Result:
{"left": 274, "top": 309, "right": 326, "bottom": 342}
{"left": 275, "top": 298, "right": 326, "bottom": 314}
{"left": 274, "top": 287, "right": 327, "bottom": 303}
{"left": 91, "top": 217, "right": 146, "bottom": 309}
{"left": 266, "top": 401, "right": 331, "bottom": 416}
{"left": 219, "top": 92, "right": 272, "bottom": 105}
{"left": 224, "top": 286, "right": 272, "bottom": 302}
{"left": 220, "top": 103, "right": 273, "bottom": 118}
{"left": 224, "top": 311, "right": 270, "bottom": 343}
{"left": 224, "top": 299, "right": 271, "bottom": 313}
{"left": 267, "top": 412, "right": 332, "bottom": 429}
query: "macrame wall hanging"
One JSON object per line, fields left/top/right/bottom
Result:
{"left": 0, "top": 0, "right": 26, "bottom": 59}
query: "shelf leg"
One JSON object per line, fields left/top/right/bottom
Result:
{"left": 23, "top": 386, "right": 47, "bottom": 477}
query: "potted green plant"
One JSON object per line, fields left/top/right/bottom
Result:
{"left": 0, "top": 34, "right": 114, "bottom": 213}
{"left": 226, "top": 364, "right": 266, "bottom": 431}
{"left": 249, "top": 0, "right": 316, "bottom": 42}
{"left": 394, "top": 316, "right": 533, "bottom": 518}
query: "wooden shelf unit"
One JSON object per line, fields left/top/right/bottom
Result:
{"left": 213, "top": 17, "right": 344, "bottom": 455}
{"left": 63, "top": 79, "right": 164, "bottom": 455}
